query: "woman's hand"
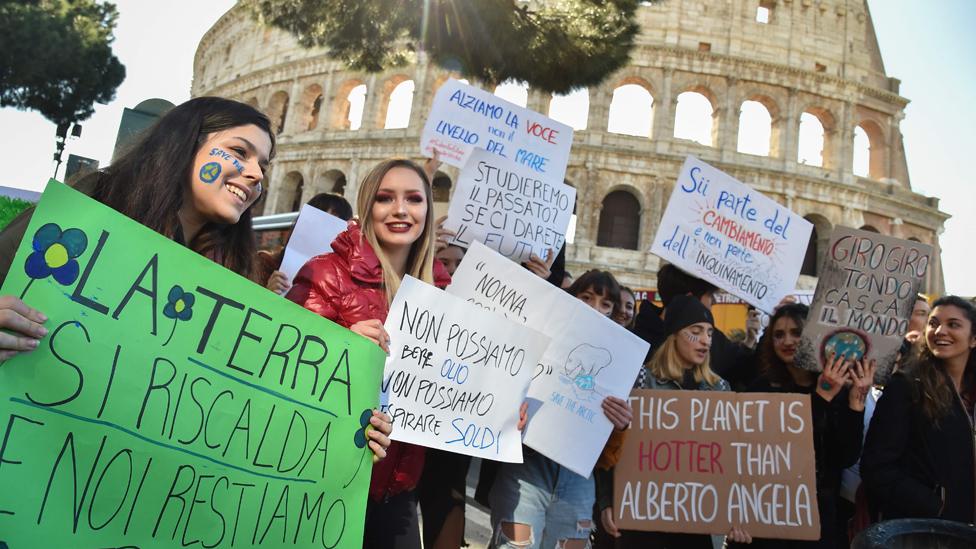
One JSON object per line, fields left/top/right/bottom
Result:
{"left": 265, "top": 270, "right": 291, "bottom": 295}
{"left": 350, "top": 319, "right": 390, "bottom": 353}
{"left": 602, "top": 396, "right": 632, "bottom": 431}
{"left": 368, "top": 410, "right": 393, "bottom": 463}
{"left": 601, "top": 506, "right": 620, "bottom": 538}
{"left": 0, "top": 295, "right": 48, "bottom": 361}
{"left": 523, "top": 249, "right": 555, "bottom": 279}
{"left": 727, "top": 526, "right": 753, "bottom": 544}
{"left": 517, "top": 401, "right": 529, "bottom": 431}
{"left": 816, "top": 352, "right": 850, "bottom": 403}
{"left": 433, "top": 215, "right": 456, "bottom": 254}
{"left": 847, "top": 358, "right": 877, "bottom": 412}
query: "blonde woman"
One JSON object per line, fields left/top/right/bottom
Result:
{"left": 596, "top": 294, "right": 752, "bottom": 548}
{"left": 287, "top": 158, "right": 450, "bottom": 549}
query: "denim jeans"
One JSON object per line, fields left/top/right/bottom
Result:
{"left": 489, "top": 448, "right": 594, "bottom": 548}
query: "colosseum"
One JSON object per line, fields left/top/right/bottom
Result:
{"left": 192, "top": 0, "right": 948, "bottom": 297}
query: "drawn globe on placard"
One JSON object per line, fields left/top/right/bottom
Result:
{"left": 822, "top": 329, "right": 868, "bottom": 362}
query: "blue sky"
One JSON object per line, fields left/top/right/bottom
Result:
{"left": 1, "top": 0, "right": 973, "bottom": 294}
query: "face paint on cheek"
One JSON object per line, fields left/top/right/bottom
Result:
{"left": 682, "top": 331, "right": 700, "bottom": 344}
{"left": 209, "top": 148, "right": 245, "bottom": 175}
{"left": 199, "top": 162, "right": 222, "bottom": 183}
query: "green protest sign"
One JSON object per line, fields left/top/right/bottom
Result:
{"left": 0, "top": 182, "right": 385, "bottom": 548}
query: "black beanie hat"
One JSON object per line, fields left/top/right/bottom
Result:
{"left": 664, "top": 294, "right": 714, "bottom": 336}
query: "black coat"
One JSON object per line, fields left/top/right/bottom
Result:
{"left": 860, "top": 372, "right": 976, "bottom": 524}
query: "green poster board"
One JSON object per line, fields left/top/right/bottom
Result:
{"left": 0, "top": 182, "right": 385, "bottom": 548}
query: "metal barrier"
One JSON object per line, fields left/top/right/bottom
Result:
{"left": 852, "top": 519, "right": 976, "bottom": 549}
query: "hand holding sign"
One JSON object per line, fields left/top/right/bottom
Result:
{"left": 0, "top": 295, "right": 48, "bottom": 360}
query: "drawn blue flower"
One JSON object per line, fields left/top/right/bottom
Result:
{"left": 353, "top": 408, "right": 372, "bottom": 449}
{"left": 162, "top": 285, "right": 194, "bottom": 346}
{"left": 24, "top": 223, "right": 88, "bottom": 286}
{"left": 163, "top": 285, "right": 195, "bottom": 321}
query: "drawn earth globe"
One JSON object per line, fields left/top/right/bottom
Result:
{"left": 822, "top": 329, "right": 868, "bottom": 362}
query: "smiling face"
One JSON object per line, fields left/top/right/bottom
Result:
{"left": 614, "top": 290, "right": 635, "bottom": 326}
{"left": 925, "top": 304, "right": 976, "bottom": 362}
{"left": 771, "top": 316, "right": 803, "bottom": 365}
{"left": 370, "top": 166, "right": 428, "bottom": 255}
{"left": 675, "top": 322, "right": 713, "bottom": 367}
{"left": 186, "top": 124, "right": 271, "bottom": 226}
{"left": 576, "top": 286, "right": 616, "bottom": 317}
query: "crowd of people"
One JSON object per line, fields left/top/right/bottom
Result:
{"left": 0, "top": 97, "right": 973, "bottom": 549}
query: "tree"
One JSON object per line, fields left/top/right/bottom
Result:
{"left": 0, "top": 0, "right": 126, "bottom": 125}
{"left": 243, "top": 0, "right": 645, "bottom": 94}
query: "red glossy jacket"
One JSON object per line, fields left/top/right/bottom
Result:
{"left": 286, "top": 221, "right": 450, "bottom": 500}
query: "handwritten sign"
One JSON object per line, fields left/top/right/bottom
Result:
{"left": 795, "top": 227, "right": 932, "bottom": 381}
{"left": 381, "top": 276, "right": 548, "bottom": 462}
{"left": 280, "top": 204, "right": 347, "bottom": 282}
{"left": 447, "top": 242, "right": 648, "bottom": 476}
{"left": 420, "top": 79, "right": 574, "bottom": 185}
{"left": 445, "top": 149, "right": 577, "bottom": 262}
{"left": 614, "top": 390, "right": 819, "bottom": 540}
{"left": 0, "top": 182, "right": 385, "bottom": 548}
{"left": 651, "top": 156, "right": 812, "bottom": 313}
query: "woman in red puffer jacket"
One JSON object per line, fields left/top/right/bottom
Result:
{"left": 287, "top": 158, "right": 449, "bottom": 549}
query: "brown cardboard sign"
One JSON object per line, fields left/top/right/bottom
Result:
{"left": 613, "top": 390, "right": 820, "bottom": 540}
{"left": 794, "top": 226, "right": 932, "bottom": 382}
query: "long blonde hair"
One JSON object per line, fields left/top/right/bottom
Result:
{"left": 646, "top": 333, "right": 721, "bottom": 387}
{"left": 356, "top": 158, "right": 436, "bottom": 304}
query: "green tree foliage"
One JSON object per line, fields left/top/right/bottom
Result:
{"left": 243, "top": 0, "right": 644, "bottom": 94}
{"left": 0, "top": 0, "right": 126, "bottom": 125}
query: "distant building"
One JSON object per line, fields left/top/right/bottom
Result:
{"left": 192, "top": 0, "right": 948, "bottom": 293}
{"left": 112, "top": 98, "right": 174, "bottom": 161}
{"left": 64, "top": 154, "right": 99, "bottom": 184}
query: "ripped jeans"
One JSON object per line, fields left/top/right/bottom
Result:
{"left": 489, "top": 448, "right": 593, "bottom": 549}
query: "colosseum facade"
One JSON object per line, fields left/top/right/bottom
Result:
{"left": 192, "top": 0, "right": 948, "bottom": 293}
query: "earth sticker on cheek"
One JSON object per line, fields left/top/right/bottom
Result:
{"left": 199, "top": 161, "right": 222, "bottom": 183}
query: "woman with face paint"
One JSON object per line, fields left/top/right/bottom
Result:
{"left": 596, "top": 293, "right": 751, "bottom": 548}
{"left": 722, "top": 303, "right": 873, "bottom": 549}
{"left": 286, "top": 158, "right": 450, "bottom": 549}
{"left": 861, "top": 296, "right": 976, "bottom": 526}
{"left": 0, "top": 97, "right": 393, "bottom": 464}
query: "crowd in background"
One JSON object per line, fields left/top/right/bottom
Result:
{"left": 0, "top": 97, "right": 973, "bottom": 549}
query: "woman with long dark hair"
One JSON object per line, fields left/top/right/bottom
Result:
{"left": 861, "top": 295, "right": 976, "bottom": 524}
{"left": 0, "top": 97, "right": 392, "bottom": 452}
{"left": 0, "top": 97, "right": 272, "bottom": 356}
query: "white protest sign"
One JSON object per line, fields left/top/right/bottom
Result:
{"left": 651, "top": 156, "right": 813, "bottom": 313}
{"left": 382, "top": 275, "right": 549, "bottom": 462}
{"left": 445, "top": 149, "right": 577, "bottom": 262}
{"left": 420, "top": 79, "right": 573, "bottom": 186}
{"left": 280, "top": 204, "right": 347, "bottom": 281}
{"left": 447, "top": 242, "right": 649, "bottom": 476}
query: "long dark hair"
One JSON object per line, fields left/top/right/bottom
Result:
{"left": 93, "top": 97, "right": 276, "bottom": 279}
{"left": 906, "top": 295, "right": 976, "bottom": 422}
{"left": 759, "top": 303, "right": 810, "bottom": 386}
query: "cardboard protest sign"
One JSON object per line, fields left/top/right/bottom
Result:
{"left": 381, "top": 276, "right": 548, "bottom": 462}
{"left": 445, "top": 149, "right": 577, "bottom": 262}
{"left": 614, "top": 390, "right": 819, "bottom": 540}
{"left": 651, "top": 156, "right": 812, "bottom": 313}
{"left": 0, "top": 182, "right": 385, "bottom": 548}
{"left": 795, "top": 227, "right": 932, "bottom": 381}
{"left": 447, "top": 242, "right": 648, "bottom": 476}
{"left": 280, "top": 204, "right": 347, "bottom": 281}
{"left": 420, "top": 78, "right": 573, "bottom": 186}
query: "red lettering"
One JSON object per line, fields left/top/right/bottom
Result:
{"left": 525, "top": 122, "right": 559, "bottom": 144}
